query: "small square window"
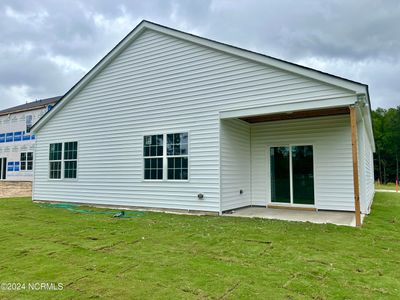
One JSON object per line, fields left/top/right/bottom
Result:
{"left": 167, "top": 157, "right": 188, "bottom": 180}
{"left": 144, "top": 158, "right": 163, "bottom": 180}
{"left": 64, "top": 161, "right": 77, "bottom": 179}
{"left": 20, "top": 151, "right": 33, "bottom": 171}
{"left": 49, "top": 143, "right": 62, "bottom": 160}
{"left": 48, "top": 142, "right": 78, "bottom": 179}
{"left": 49, "top": 161, "right": 61, "bottom": 179}
{"left": 143, "top": 135, "right": 163, "bottom": 157}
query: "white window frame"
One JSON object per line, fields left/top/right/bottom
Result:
{"left": 48, "top": 141, "right": 78, "bottom": 180}
{"left": 143, "top": 134, "right": 164, "bottom": 181}
{"left": 49, "top": 143, "right": 62, "bottom": 180}
{"left": 63, "top": 141, "right": 78, "bottom": 180}
{"left": 20, "top": 151, "right": 33, "bottom": 171}
{"left": 166, "top": 133, "right": 189, "bottom": 181}
{"left": 143, "top": 132, "right": 189, "bottom": 182}
{"left": 266, "top": 143, "right": 316, "bottom": 208}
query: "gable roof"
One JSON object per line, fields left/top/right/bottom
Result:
{"left": 0, "top": 96, "right": 61, "bottom": 117}
{"left": 31, "top": 20, "right": 370, "bottom": 133}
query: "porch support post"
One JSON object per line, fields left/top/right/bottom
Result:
{"left": 350, "top": 105, "right": 361, "bottom": 226}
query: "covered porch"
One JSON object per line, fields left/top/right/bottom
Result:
{"left": 219, "top": 100, "right": 367, "bottom": 226}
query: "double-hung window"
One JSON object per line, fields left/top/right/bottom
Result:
{"left": 49, "top": 143, "right": 62, "bottom": 179}
{"left": 143, "top": 132, "right": 188, "bottom": 181}
{"left": 20, "top": 152, "right": 33, "bottom": 171}
{"left": 143, "top": 135, "right": 163, "bottom": 180}
{"left": 64, "top": 142, "right": 78, "bottom": 179}
{"left": 167, "top": 133, "right": 188, "bottom": 180}
{"left": 49, "top": 142, "right": 78, "bottom": 179}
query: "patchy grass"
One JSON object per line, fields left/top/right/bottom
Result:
{"left": 375, "top": 181, "right": 399, "bottom": 191}
{"left": 0, "top": 193, "right": 399, "bottom": 299}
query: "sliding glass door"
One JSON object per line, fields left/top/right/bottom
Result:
{"left": 292, "top": 146, "right": 314, "bottom": 204}
{"left": 270, "top": 147, "right": 290, "bottom": 203}
{"left": 0, "top": 158, "right": 6, "bottom": 180}
{"left": 270, "top": 145, "right": 314, "bottom": 205}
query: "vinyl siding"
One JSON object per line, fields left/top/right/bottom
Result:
{"left": 365, "top": 141, "right": 374, "bottom": 211}
{"left": 358, "top": 119, "right": 374, "bottom": 213}
{"left": 220, "top": 119, "right": 251, "bottom": 211}
{"left": 33, "top": 29, "right": 355, "bottom": 212}
{"left": 251, "top": 115, "right": 355, "bottom": 211}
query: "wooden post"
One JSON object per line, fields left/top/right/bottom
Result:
{"left": 350, "top": 106, "right": 361, "bottom": 226}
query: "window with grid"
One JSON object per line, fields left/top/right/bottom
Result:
{"left": 143, "top": 135, "right": 163, "bottom": 180}
{"left": 64, "top": 142, "right": 78, "bottom": 178}
{"left": 20, "top": 152, "right": 33, "bottom": 171}
{"left": 49, "top": 143, "right": 62, "bottom": 179}
{"left": 167, "top": 133, "right": 188, "bottom": 180}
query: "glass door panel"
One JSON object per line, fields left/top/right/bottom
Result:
{"left": 292, "top": 145, "right": 314, "bottom": 204}
{"left": 3, "top": 158, "right": 6, "bottom": 180}
{"left": 270, "top": 147, "right": 290, "bottom": 203}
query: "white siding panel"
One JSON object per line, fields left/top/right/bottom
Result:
{"left": 357, "top": 120, "right": 367, "bottom": 213}
{"left": 251, "top": 115, "right": 355, "bottom": 211}
{"left": 33, "top": 29, "right": 355, "bottom": 212}
{"left": 220, "top": 119, "right": 251, "bottom": 211}
{"left": 358, "top": 120, "right": 374, "bottom": 213}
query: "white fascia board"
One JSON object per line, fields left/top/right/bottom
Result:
{"left": 219, "top": 95, "right": 357, "bottom": 119}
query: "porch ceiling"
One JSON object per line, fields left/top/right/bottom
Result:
{"left": 239, "top": 106, "right": 350, "bottom": 123}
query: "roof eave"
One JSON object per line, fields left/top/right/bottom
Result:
{"left": 0, "top": 101, "right": 58, "bottom": 118}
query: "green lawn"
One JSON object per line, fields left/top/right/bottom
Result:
{"left": 0, "top": 193, "right": 399, "bottom": 299}
{"left": 375, "top": 181, "right": 399, "bottom": 191}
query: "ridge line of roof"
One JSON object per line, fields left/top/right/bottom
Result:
{"left": 143, "top": 20, "right": 368, "bottom": 88}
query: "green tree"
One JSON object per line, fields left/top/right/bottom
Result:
{"left": 372, "top": 106, "right": 400, "bottom": 183}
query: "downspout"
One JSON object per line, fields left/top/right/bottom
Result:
{"left": 249, "top": 123, "right": 253, "bottom": 207}
{"left": 218, "top": 117, "right": 222, "bottom": 215}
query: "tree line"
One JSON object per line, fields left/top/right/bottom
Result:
{"left": 372, "top": 106, "right": 400, "bottom": 183}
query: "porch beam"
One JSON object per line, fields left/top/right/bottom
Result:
{"left": 350, "top": 105, "right": 361, "bottom": 226}
{"left": 239, "top": 106, "right": 349, "bottom": 123}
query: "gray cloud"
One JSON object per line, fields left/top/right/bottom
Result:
{"left": 0, "top": 0, "right": 399, "bottom": 109}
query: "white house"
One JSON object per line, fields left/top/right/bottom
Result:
{"left": 0, "top": 97, "right": 60, "bottom": 181}
{"left": 31, "top": 21, "right": 375, "bottom": 226}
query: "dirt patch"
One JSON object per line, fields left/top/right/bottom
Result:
{"left": 0, "top": 181, "right": 32, "bottom": 198}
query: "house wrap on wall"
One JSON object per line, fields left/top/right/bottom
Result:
{"left": 0, "top": 97, "right": 60, "bottom": 181}
{"left": 30, "top": 20, "right": 375, "bottom": 225}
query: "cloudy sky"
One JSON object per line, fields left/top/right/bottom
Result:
{"left": 0, "top": 0, "right": 399, "bottom": 110}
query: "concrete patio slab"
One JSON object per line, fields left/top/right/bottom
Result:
{"left": 223, "top": 206, "right": 361, "bottom": 227}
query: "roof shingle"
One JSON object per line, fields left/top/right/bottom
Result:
{"left": 0, "top": 96, "right": 62, "bottom": 116}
